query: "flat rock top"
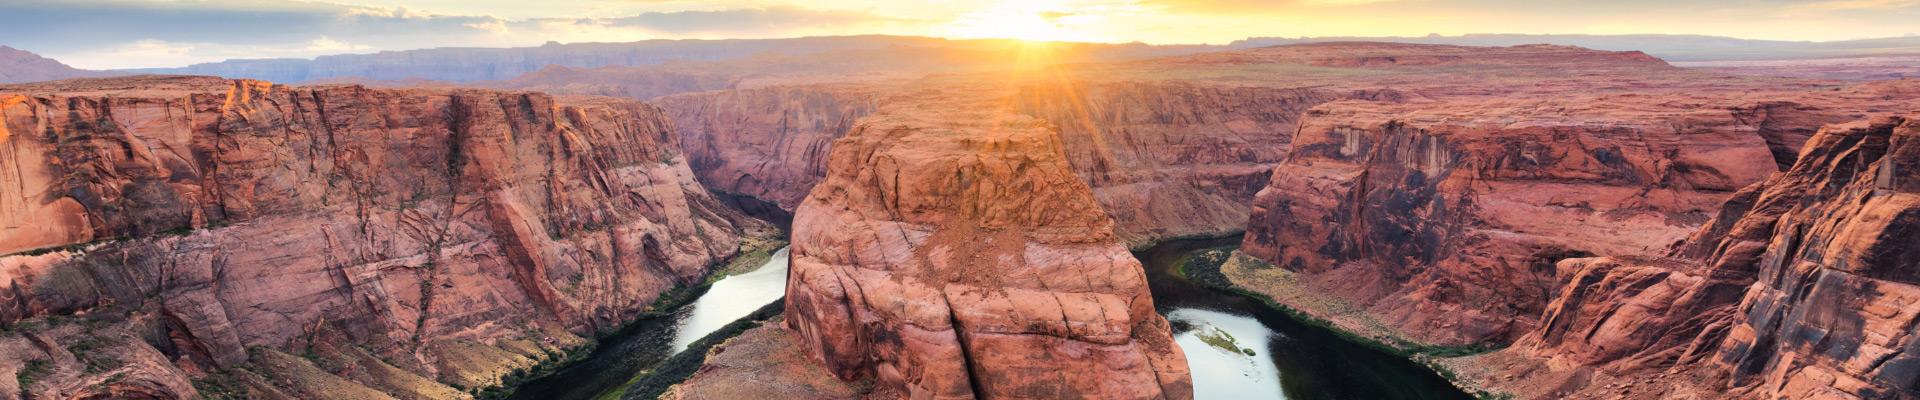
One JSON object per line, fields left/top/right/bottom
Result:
{"left": 1165, "top": 42, "right": 1670, "bottom": 68}
{"left": 0, "top": 75, "right": 651, "bottom": 111}
{"left": 0, "top": 75, "right": 241, "bottom": 96}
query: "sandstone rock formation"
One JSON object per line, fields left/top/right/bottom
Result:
{"left": 1675, "top": 59, "right": 1920, "bottom": 81}
{"left": 655, "top": 85, "right": 883, "bottom": 209}
{"left": 665, "top": 79, "right": 1359, "bottom": 247}
{"left": 0, "top": 46, "right": 125, "bottom": 84}
{"left": 1700, "top": 113, "right": 1920, "bottom": 398}
{"left": 783, "top": 86, "right": 1192, "bottom": 399}
{"left": 1009, "top": 82, "right": 1345, "bottom": 246}
{"left": 634, "top": 41, "right": 1920, "bottom": 399}
{"left": 1445, "top": 112, "right": 1920, "bottom": 399}
{"left": 663, "top": 42, "right": 1887, "bottom": 251}
{"left": 0, "top": 76, "right": 760, "bottom": 398}
{"left": 1237, "top": 97, "right": 1835, "bottom": 344}
{"left": 666, "top": 318, "right": 863, "bottom": 400}
{"left": 1209, "top": 44, "right": 1920, "bottom": 347}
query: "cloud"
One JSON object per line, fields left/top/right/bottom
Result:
{"left": 1136, "top": 0, "right": 1395, "bottom": 14}
{"left": 10, "top": 0, "right": 1920, "bottom": 69}
{"left": 0, "top": 0, "right": 500, "bottom": 52}
{"left": 0, "top": 0, "right": 917, "bottom": 69}
{"left": 596, "top": 6, "right": 904, "bottom": 35}
{"left": 48, "top": 36, "right": 377, "bottom": 69}
{"left": 1797, "top": 0, "right": 1919, "bottom": 10}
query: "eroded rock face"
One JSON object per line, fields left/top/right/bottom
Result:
{"left": 1697, "top": 114, "right": 1920, "bottom": 398}
{"left": 667, "top": 80, "right": 1359, "bottom": 247}
{"left": 1239, "top": 98, "right": 1827, "bottom": 344}
{"left": 783, "top": 86, "right": 1192, "bottom": 399}
{"left": 1009, "top": 82, "right": 1348, "bottom": 246}
{"left": 1456, "top": 113, "right": 1920, "bottom": 399}
{"left": 656, "top": 86, "right": 882, "bottom": 209}
{"left": 0, "top": 76, "right": 754, "bottom": 397}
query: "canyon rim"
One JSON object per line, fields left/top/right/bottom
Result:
{"left": 6, "top": 2, "right": 1920, "bottom": 400}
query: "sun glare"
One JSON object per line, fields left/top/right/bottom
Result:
{"left": 944, "top": 1, "right": 1106, "bottom": 43}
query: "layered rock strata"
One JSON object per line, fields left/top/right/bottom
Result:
{"left": 1237, "top": 97, "right": 1855, "bottom": 344}
{"left": 655, "top": 85, "right": 882, "bottom": 209}
{"left": 667, "top": 80, "right": 1360, "bottom": 247}
{"left": 1468, "top": 113, "right": 1920, "bottom": 399}
{"left": 0, "top": 76, "right": 757, "bottom": 398}
{"left": 1008, "top": 82, "right": 1348, "bottom": 246}
{"left": 783, "top": 86, "right": 1192, "bottom": 399}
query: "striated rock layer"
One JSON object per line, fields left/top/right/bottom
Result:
{"left": 1236, "top": 77, "right": 1920, "bottom": 346}
{"left": 667, "top": 80, "right": 1363, "bottom": 247}
{"left": 1008, "top": 82, "right": 1351, "bottom": 246}
{"left": 656, "top": 85, "right": 883, "bottom": 209}
{"left": 0, "top": 76, "right": 757, "bottom": 398}
{"left": 1466, "top": 113, "right": 1920, "bottom": 399}
{"left": 1238, "top": 98, "right": 1822, "bottom": 344}
{"left": 783, "top": 86, "right": 1192, "bottom": 399}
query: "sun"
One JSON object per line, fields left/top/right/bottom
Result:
{"left": 944, "top": 2, "right": 1107, "bottom": 43}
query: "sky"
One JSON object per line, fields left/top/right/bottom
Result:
{"left": 4, "top": 0, "right": 1918, "bottom": 69}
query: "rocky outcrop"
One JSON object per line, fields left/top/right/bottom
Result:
{"left": 1695, "top": 114, "right": 1920, "bottom": 398}
{"left": 0, "top": 76, "right": 758, "bottom": 398}
{"left": 783, "top": 87, "right": 1191, "bottom": 399}
{"left": 667, "top": 318, "right": 864, "bottom": 400}
{"left": 1440, "top": 112, "right": 1920, "bottom": 399}
{"left": 0, "top": 46, "right": 125, "bottom": 84}
{"left": 1238, "top": 97, "right": 1864, "bottom": 345}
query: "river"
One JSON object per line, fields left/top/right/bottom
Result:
{"left": 1139, "top": 236, "right": 1473, "bottom": 400}
{"left": 505, "top": 248, "right": 792, "bottom": 400}
{"left": 512, "top": 238, "right": 1471, "bottom": 399}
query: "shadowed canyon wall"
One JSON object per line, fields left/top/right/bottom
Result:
{"left": 1234, "top": 71, "right": 1920, "bottom": 345}
{"left": 655, "top": 86, "right": 882, "bottom": 209}
{"left": 1007, "top": 82, "right": 1348, "bottom": 246}
{"left": 667, "top": 80, "right": 1375, "bottom": 247}
{"left": 1480, "top": 113, "right": 1920, "bottom": 399}
{"left": 1237, "top": 98, "right": 1844, "bottom": 345}
{"left": 0, "top": 76, "right": 759, "bottom": 399}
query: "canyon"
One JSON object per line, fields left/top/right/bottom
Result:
{"left": 3, "top": 37, "right": 1920, "bottom": 400}
{"left": 663, "top": 42, "right": 1920, "bottom": 399}
{"left": 0, "top": 76, "right": 766, "bottom": 399}
{"left": 1440, "top": 111, "right": 1920, "bottom": 399}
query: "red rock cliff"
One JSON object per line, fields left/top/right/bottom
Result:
{"left": 1700, "top": 113, "right": 1920, "bottom": 398}
{"left": 667, "top": 79, "right": 1368, "bottom": 247}
{"left": 1007, "top": 82, "right": 1353, "bottom": 246}
{"left": 1457, "top": 112, "right": 1920, "bottom": 399}
{"left": 783, "top": 86, "right": 1192, "bottom": 399}
{"left": 1238, "top": 95, "right": 1873, "bottom": 345}
{"left": 655, "top": 85, "right": 882, "bottom": 209}
{"left": 0, "top": 76, "right": 756, "bottom": 398}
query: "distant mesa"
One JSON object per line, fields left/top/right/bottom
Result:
{"left": 0, "top": 46, "right": 126, "bottom": 84}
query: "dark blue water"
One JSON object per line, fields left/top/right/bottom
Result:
{"left": 1137, "top": 237, "right": 1474, "bottom": 400}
